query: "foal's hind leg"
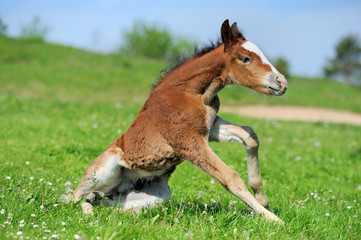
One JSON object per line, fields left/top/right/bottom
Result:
{"left": 70, "top": 146, "right": 126, "bottom": 213}
{"left": 120, "top": 173, "right": 171, "bottom": 211}
{"left": 209, "top": 116, "right": 269, "bottom": 208}
{"left": 105, "top": 172, "right": 172, "bottom": 211}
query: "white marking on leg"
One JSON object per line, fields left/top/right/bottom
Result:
{"left": 242, "top": 41, "right": 278, "bottom": 73}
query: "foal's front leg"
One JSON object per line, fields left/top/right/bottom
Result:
{"left": 183, "top": 135, "right": 282, "bottom": 222}
{"left": 209, "top": 116, "right": 269, "bottom": 208}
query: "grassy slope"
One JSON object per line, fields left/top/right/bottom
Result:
{"left": 0, "top": 36, "right": 360, "bottom": 239}
{"left": 1, "top": 36, "right": 361, "bottom": 111}
{"left": 0, "top": 37, "right": 164, "bottom": 104}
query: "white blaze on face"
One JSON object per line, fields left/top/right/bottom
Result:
{"left": 241, "top": 41, "right": 278, "bottom": 73}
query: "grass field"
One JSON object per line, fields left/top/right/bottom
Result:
{"left": 1, "top": 36, "right": 361, "bottom": 239}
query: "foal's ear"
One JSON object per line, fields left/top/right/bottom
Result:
{"left": 231, "top": 22, "right": 246, "bottom": 40}
{"left": 221, "top": 19, "right": 238, "bottom": 52}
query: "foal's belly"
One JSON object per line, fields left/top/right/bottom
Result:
{"left": 126, "top": 155, "right": 183, "bottom": 173}
{"left": 124, "top": 163, "right": 178, "bottom": 180}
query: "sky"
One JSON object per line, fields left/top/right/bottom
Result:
{"left": 1, "top": 0, "right": 361, "bottom": 77}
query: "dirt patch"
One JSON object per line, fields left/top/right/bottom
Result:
{"left": 221, "top": 105, "right": 361, "bottom": 126}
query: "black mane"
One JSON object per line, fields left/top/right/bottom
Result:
{"left": 152, "top": 40, "right": 223, "bottom": 89}
{"left": 193, "top": 40, "right": 222, "bottom": 58}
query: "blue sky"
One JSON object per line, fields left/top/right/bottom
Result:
{"left": 2, "top": 0, "right": 361, "bottom": 76}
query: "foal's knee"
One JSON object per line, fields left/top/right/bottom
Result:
{"left": 241, "top": 126, "right": 259, "bottom": 150}
{"left": 225, "top": 170, "right": 248, "bottom": 191}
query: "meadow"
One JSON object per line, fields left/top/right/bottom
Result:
{"left": 0, "top": 36, "right": 360, "bottom": 239}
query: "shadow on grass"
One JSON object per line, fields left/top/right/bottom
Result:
{"left": 73, "top": 197, "right": 287, "bottom": 221}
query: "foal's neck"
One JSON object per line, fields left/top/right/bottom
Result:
{"left": 160, "top": 46, "right": 228, "bottom": 96}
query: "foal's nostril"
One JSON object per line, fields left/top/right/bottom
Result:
{"left": 276, "top": 76, "right": 286, "bottom": 89}
{"left": 275, "top": 77, "right": 282, "bottom": 87}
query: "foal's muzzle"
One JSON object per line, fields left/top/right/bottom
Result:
{"left": 267, "top": 74, "right": 288, "bottom": 96}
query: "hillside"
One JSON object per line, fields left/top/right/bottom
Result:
{"left": 1, "top": 36, "right": 361, "bottom": 112}
{"left": 0, "top": 36, "right": 164, "bottom": 104}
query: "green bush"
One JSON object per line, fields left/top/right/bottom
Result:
{"left": 20, "top": 16, "right": 50, "bottom": 40}
{"left": 120, "top": 20, "right": 195, "bottom": 59}
{"left": 0, "top": 16, "right": 7, "bottom": 35}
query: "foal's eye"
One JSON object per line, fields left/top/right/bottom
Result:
{"left": 240, "top": 56, "right": 251, "bottom": 63}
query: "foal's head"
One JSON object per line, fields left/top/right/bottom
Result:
{"left": 221, "top": 20, "right": 287, "bottom": 96}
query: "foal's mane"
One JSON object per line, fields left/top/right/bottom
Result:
{"left": 152, "top": 40, "right": 223, "bottom": 89}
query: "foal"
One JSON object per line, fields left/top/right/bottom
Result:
{"left": 69, "top": 20, "right": 287, "bottom": 222}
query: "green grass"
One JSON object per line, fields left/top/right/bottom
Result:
{"left": 1, "top": 36, "right": 361, "bottom": 239}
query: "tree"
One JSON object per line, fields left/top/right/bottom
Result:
{"left": 0, "top": 16, "right": 7, "bottom": 35}
{"left": 273, "top": 57, "right": 290, "bottom": 79}
{"left": 120, "top": 20, "right": 194, "bottom": 59}
{"left": 324, "top": 34, "right": 361, "bottom": 85}
{"left": 20, "top": 16, "right": 50, "bottom": 40}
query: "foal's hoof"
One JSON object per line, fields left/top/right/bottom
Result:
{"left": 81, "top": 202, "right": 94, "bottom": 215}
{"left": 263, "top": 211, "right": 284, "bottom": 224}
{"left": 255, "top": 194, "right": 269, "bottom": 209}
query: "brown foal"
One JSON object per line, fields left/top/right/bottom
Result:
{"left": 69, "top": 20, "right": 287, "bottom": 222}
